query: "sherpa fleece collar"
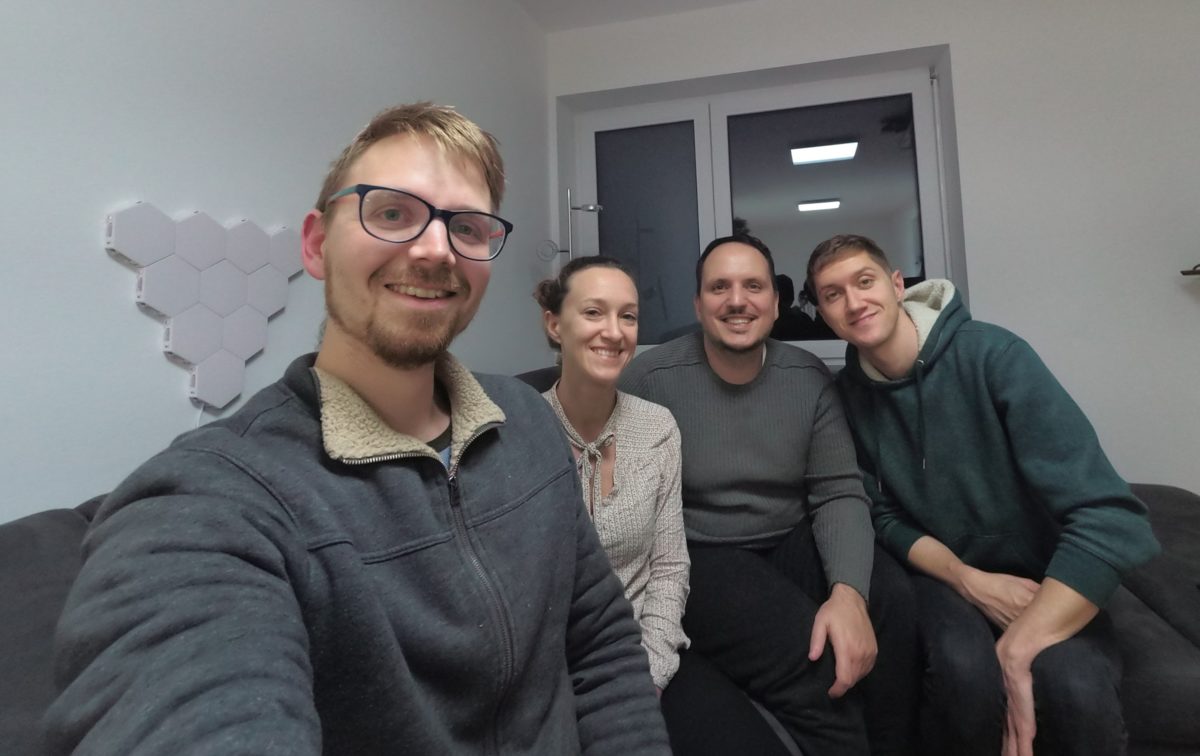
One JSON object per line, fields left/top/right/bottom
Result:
{"left": 313, "top": 353, "right": 506, "bottom": 468}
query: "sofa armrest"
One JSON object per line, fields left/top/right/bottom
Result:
{"left": 1122, "top": 484, "right": 1200, "bottom": 649}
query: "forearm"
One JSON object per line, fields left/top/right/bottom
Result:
{"left": 811, "top": 498, "right": 875, "bottom": 599}
{"left": 907, "top": 535, "right": 973, "bottom": 596}
{"left": 996, "top": 578, "right": 1099, "bottom": 667}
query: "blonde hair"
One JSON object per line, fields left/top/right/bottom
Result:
{"left": 314, "top": 101, "right": 505, "bottom": 213}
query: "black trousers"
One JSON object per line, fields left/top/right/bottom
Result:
{"left": 913, "top": 575, "right": 1126, "bottom": 756}
{"left": 661, "top": 525, "right": 918, "bottom": 756}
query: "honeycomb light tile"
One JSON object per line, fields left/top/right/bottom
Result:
{"left": 222, "top": 306, "right": 268, "bottom": 360}
{"left": 226, "top": 220, "right": 270, "bottom": 274}
{"left": 190, "top": 350, "right": 244, "bottom": 409}
{"left": 199, "top": 259, "right": 248, "bottom": 316}
{"left": 108, "top": 202, "right": 304, "bottom": 409}
{"left": 268, "top": 227, "right": 303, "bottom": 278}
{"left": 164, "top": 305, "right": 223, "bottom": 364}
{"left": 137, "top": 255, "right": 200, "bottom": 317}
{"left": 106, "top": 202, "right": 176, "bottom": 267}
{"left": 246, "top": 265, "right": 288, "bottom": 317}
{"left": 174, "top": 211, "right": 227, "bottom": 270}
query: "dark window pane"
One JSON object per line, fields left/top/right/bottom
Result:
{"left": 728, "top": 95, "right": 923, "bottom": 340}
{"left": 596, "top": 121, "right": 700, "bottom": 344}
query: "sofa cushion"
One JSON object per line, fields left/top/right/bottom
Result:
{"left": 1111, "top": 585, "right": 1200, "bottom": 749}
{"left": 1125, "top": 484, "right": 1200, "bottom": 649}
{"left": 0, "top": 502, "right": 97, "bottom": 755}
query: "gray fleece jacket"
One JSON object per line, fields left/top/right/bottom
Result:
{"left": 45, "top": 353, "right": 669, "bottom": 755}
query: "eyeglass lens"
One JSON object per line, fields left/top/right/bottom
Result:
{"left": 360, "top": 188, "right": 506, "bottom": 260}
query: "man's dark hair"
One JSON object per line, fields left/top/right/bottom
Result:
{"left": 775, "top": 274, "right": 796, "bottom": 314}
{"left": 695, "top": 234, "right": 778, "bottom": 296}
{"left": 804, "top": 234, "right": 891, "bottom": 303}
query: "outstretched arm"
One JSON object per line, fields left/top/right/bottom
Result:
{"left": 45, "top": 452, "right": 320, "bottom": 756}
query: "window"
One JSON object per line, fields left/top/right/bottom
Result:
{"left": 560, "top": 52, "right": 964, "bottom": 363}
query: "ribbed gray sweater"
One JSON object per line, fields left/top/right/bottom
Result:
{"left": 619, "top": 333, "right": 875, "bottom": 597}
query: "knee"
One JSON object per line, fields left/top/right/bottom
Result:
{"left": 1032, "top": 652, "right": 1122, "bottom": 727}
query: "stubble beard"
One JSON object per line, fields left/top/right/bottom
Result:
{"left": 325, "top": 264, "right": 475, "bottom": 370}
{"left": 705, "top": 310, "right": 769, "bottom": 356}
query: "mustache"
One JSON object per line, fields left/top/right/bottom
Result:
{"left": 373, "top": 265, "right": 467, "bottom": 293}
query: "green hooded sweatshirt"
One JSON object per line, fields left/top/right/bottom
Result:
{"left": 836, "top": 280, "right": 1159, "bottom": 606}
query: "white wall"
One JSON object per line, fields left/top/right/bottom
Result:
{"left": 0, "top": 0, "right": 552, "bottom": 523}
{"left": 547, "top": 0, "right": 1200, "bottom": 493}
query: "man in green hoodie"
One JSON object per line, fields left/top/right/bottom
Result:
{"left": 805, "top": 234, "right": 1160, "bottom": 756}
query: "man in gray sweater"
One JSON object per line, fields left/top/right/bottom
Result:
{"left": 45, "top": 103, "right": 669, "bottom": 755}
{"left": 620, "top": 234, "right": 916, "bottom": 756}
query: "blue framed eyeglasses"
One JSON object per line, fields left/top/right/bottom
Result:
{"left": 327, "top": 184, "right": 513, "bottom": 262}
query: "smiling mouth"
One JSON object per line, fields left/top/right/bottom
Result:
{"left": 385, "top": 284, "right": 455, "bottom": 299}
{"left": 722, "top": 315, "right": 754, "bottom": 328}
{"left": 592, "top": 347, "right": 623, "bottom": 358}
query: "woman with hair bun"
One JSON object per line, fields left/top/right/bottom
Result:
{"left": 534, "top": 257, "right": 798, "bottom": 754}
{"left": 533, "top": 256, "right": 689, "bottom": 695}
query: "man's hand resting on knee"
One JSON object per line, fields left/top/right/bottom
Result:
{"left": 808, "top": 583, "right": 877, "bottom": 698}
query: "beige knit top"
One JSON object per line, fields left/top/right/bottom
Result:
{"left": 544, "top": 387, "right": 690, "bottom": 689}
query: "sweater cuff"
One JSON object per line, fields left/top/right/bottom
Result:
{"left": 1044, "top": 542, "right": 1123, "bottom": 608}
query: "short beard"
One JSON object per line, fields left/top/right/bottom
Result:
{"left": 707, "top": 332, "right": 767, "bottom": 356}
{"left": 324, "top": 264, "right": 473, "bottom": 369}
{"left": 365, "top": 310, "right": 460, "bottom": 369}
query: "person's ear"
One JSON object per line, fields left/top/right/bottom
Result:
{"left": 543, "top": 310, "right": 562, "bottom": 347}
{"left": 891, "top": 268, "right": 905, "bottom": 301}
{"left": 301, "top": 209, "right": 328, "bottom": 280}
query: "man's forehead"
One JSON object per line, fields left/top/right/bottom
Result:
{"left": 703, "top": 242, "right": 770, "bottom": 281}
{"left": 816, "top": 251, "right": 887, "bottom": 285}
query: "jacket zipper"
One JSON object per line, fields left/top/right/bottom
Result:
{"left": 447, "top": 424, "right": 513, "bottom": 754}
{"left": 345, "top": 428, "right": 514, "bottom": 752}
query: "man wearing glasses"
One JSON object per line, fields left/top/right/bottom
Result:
{"left": 46, "top": 103, "right": 670, "bottom": 755}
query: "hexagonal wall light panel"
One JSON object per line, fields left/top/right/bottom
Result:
{"left": 222, "top": 306, "right": 268, "bottom": 361}
{"left": 269, "top": 227, "right": 304, "bottom": 278}
{"left": 200, "top": 259, "right": 248, "bottom": 317}
{"left": 175, "top": 212, "right": 227, "bottom": 271}
{"left": 190, "top": 350, "right": 245, "bottom": 409}
{"left": 106, "top": 202, "right": 176, "bottom": 267}
{"left": 106, "top": 201, "right": 305, "bottom": 410}
{"left": 137, "top": 255, "right": 200, "bottom": 317}
{"left": 165, "top": 305, "right": 224, "bottom": 365}
{"left": 226, "top": 220, "right": 270, "bottom": 274}
{"left": 246, "top": 265, "right": 289, "bottom": 317}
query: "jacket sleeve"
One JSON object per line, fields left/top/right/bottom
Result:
{"left": 566, "top": 494, "right": 671, "bottom": 755}
{"left": 804, "top": 378, "right": 877, "bottom": 599}
{"left": 43, "top": 449, "right": 320, "bottom": 756}
{"left": 638, "top": 419, "right": 689, "bottom": 690}
{"left": 988, "top": 339, "right": 1161, "bottom": 606}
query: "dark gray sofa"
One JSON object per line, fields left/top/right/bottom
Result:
{"left": 2, "top": 486, "right": 1198, "bottom": 755}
